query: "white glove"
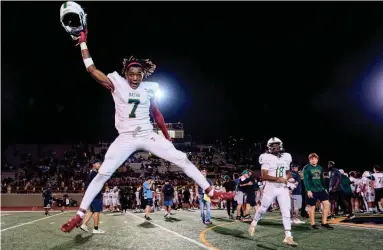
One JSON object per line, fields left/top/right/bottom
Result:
{"left": 286, "top": 182, "right": 297, "bottom": 190}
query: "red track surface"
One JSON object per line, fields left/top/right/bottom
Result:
{"left": 1, "top": 207, "right": 79, "bottom": 211}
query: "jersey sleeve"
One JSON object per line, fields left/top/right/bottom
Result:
{"left": 259, "top": 154, "right": 271, "bottom": 170}
{"left": 302, "top": 165, "right": 312, "bottom": 192}
{"left": 145, "top": 82, "right": 160, "bottom": 100}
{"left": 284, "top": 153, "right": 292, "bottom": 166}
{"left": 107, "top": 71, "right": 123, "bottom": 94}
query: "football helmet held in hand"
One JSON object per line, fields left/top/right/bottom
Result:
{"left": 60, "top": 1, "right": 87, "bottom": 40}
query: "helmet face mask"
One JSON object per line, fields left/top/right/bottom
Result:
{"left": 267, "top": 137, "right": 284, "bottom": 155}
{"left": 268, "top": 143, "right": 281, "bottom": 155}
{"left": 60, "top": 1, "right": 87, "bottom": 40}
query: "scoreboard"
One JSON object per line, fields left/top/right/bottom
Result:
{"left": 152, "top": 123, "right": 184, "bottom": 139}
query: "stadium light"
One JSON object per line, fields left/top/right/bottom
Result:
{"left": 360, "top": 61, "right": 383, "bottom": 120}
{"left": 155, "top": 90, "right": 164, "bottom": 99}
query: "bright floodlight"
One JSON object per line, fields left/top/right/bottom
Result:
{"left": 155, "top": 90, "right": 163, "bottom": 99}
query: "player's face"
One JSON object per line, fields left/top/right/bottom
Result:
{"left": 309, "top": 157, "right": 318, "bottom": 166}
{"left": 269, "top": 143, "right": 281, "bottom": 155}
{"left": 126, "top": 67, "right": 144, "bottom": 87}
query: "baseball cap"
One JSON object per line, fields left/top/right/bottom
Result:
{"left": 223, "top": 175, "right": 229, "bottom": 180}
{"left": 90, "top": 159, "right": 101, "bottom": 164}
{"left": 242, "top": 170, "right": 249, "bottom": 175}
{"left": 146, "top": 176, "right": 153, "bottom": 180}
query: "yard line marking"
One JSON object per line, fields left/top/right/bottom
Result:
{"left": 200, "top": 221, "right": 238, "bottom": 250}
{"left": 332, "top": 223, "right": 383, "bottom": 230}
{"left": 262, "top": 217, "right": 383, "bottom": 231}
{"left": 123, "top": 212, "right": 213, "bottom": 250}
{"left": 0, "top": 214, "right": 10, "bottom": 216}
{"left": 1, "top": 212, "right": 68, "bottom": 232}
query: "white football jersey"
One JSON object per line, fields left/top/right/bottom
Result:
{"left": 259, "top": 152, "right": 292, "bottom": 182}
{"left": 107, "top": 72, "right": 160, "bottom": 134}
{"left": 372, "top": 172, "right": 383, "bottom": 189}
{"left": 361, "top": 177, "right": 373, "bottom": 193}
{"left": 113, "top": 191, "right": 119, "bottom": 199}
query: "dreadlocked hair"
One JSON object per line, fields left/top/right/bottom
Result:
{"left": 121, "top": 56, "right": 156, "bottom": 79}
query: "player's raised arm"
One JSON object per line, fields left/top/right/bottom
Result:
{"left": 77, "top": 32, "right": 114, "bottom": 92}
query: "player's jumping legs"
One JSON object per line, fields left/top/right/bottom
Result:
{"left": 61, "top": 133, "right": 138, "bottom": 232}
{"left": 143, "top": 132, "right": 234, "bottom": 199}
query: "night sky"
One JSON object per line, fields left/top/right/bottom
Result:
{"left": 2, "top": 2, "right": 383, "bottom": 169}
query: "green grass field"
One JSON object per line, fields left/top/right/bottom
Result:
{"left": 1, "top": 209, "right": 382, "bottom": 250}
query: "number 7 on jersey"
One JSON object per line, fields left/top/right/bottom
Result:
{"left": 128, "top": 99, "right": 140, "bottom": 118}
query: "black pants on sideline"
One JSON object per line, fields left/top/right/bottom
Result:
{"left": 226, "top": 198, "right": 235, "bottom": 216}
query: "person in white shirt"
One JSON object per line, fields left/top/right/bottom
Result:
{"left": 371, "top": 165, "right": 383, "bottom": 213}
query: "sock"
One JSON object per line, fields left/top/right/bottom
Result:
{"left": 78, "top": 173, "right": 110, "bottom": 218}
{"left": 94, "top": 226, "right": 98, "bottom": 230}
{"left": 252, "top": 206, "right": 264, "bottom": 223}
{"left": 285, "top": 230, "right": 292, "bottom": 238}
{"left": 178, "top": 157, "right": 210, "bottom": 192}
{"left": 282, "top": 216, "right": 292, "bottom": 234}
{"left": 76, "top": 211, "right": 85, "bottom": 218}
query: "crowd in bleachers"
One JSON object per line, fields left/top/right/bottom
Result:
{"left": 1, "top": 138, "right": 258, "bottom": 194}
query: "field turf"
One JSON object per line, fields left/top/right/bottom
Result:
{"left": 1, "top": 208, "right": 382, "bottom": 250}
